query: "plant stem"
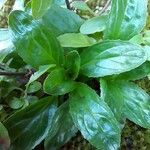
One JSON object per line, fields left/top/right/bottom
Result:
{"left": 0, "top": 71, "right": 26, "bottom": 76}
{"left": 99, "top": 0, "right": 111, "bottom": 15}
{"left": 65, "top": 0, "right": 71, "bottom": 10}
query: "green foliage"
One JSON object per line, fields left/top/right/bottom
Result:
{"left": 0, "top": 0, "right": 150, "bottom": 149}
{"left": 32, "top": 0, "right": 54, "bottom": 19}
{"left": 4, "top": 96, "right": 57, "bottom": 150}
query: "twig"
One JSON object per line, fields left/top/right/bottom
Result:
{"left": 65, "top": 0, "right": 71, "bottom": 10}
{"left": 0, "top": 71, "right": 26, "bottom": 76}
{"left": 99, "top": 0, "right": 111, "bottom": 15}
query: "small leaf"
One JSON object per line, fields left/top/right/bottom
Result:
{"left": 65, "top": 50, "right": 81, "bottom": 80}
{"left": 43, "top": 68, "right": 76, "bottom": 95}
{"left": 9, "top": 10, "right": 64, "bottom": 68}
{"left": 42, "top": 4, "right": 84, "bottom": 36}
{"left": 27, "top": 81, "right": 42, "bottom": 93}
{"left": 4, "top": 96, "right": 57, "bottom": 150}
{"left": 0, "top": 122, "right": 10, "bottom": 150}
{"left": 69, "top": 83, "right": 121, "bottom": 150}
{"left": 81, "top": 40, "right": 146, "bottom": 77}
{"left": 100, "top": 79, "right": 125, "bottom": 122}
{"left": 80, "top": 15, "right": 107, "bottom": 34}
{"left": 44, "top": 101, "right": 78, "bottom": 150}
{"left": 8, "top": 97, "right": 24, "bottom": 109}
{"left": 101, "top": 80, "right": 150, "bottom": 128}
{"left": 104, "top": 0, "right": 148, "bottom": 40}
{"left": 57, "top": 33, "right": 96, "bottom": 48}
{"left": 27, "top": 64, "right": 55, "bottom": 87}
{"left": 32, "top": 0, "right": 54, "bottom": 19}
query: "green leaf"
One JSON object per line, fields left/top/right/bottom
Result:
{"left": 80, "top": 15, "right": 107, "bottom": 35}
{"left": 42, "top": 4, "right": 84, "bottom": 36}
{"left": 100, "top": 79, "right": 125, "bottom": 122}
{"left": 72, "top": 1, "right": 94, "bottom": 15}
{"left": 9, "top": 10, "right": 64, "bottom": 68}
{"left": 32, "top": 0, "right": 54, "bottom": 19}
{"left": 0, "top": 29, "right": 14, "bottom": 63}
{"left": 8, "top": 97, "right": 24, "bottom": 109}
{"left": 27, "top": 64, "right": 55, "bottom": 87}
{"left": 4, "top": 96, "right": 57, "bottom": 150}
{"left": 144, "top": 46, "right": 150, "bottom": 61}
{"left": 65, "top": 50, "right": 80, "bottom": 80}
{"left": 0, "top": 122, "right": 10, "bottom": 150}
{"left": 81, "top": 40, "right": 146, "bottom": 77}
{"left": 43, "top": 68, "right": 76, "bottom": 95}
{"left": 57, "top": 33, "right": 96, "bottom": 48}
{"left": 44, "top": 101, "right": 78, "bottom": 150}
{"left": 104, "top": 0, "right": 148, "bottom": 40}
{"left": 72, "top": 1, "right": 91, "bottom": 11}
{"left": 27, "top": 81, "right": 42, "bottom": 93}
{"left": 101, "top": 80, "right": 150, "bottom": 128}
{"left": 69, "top": 83, "right": 121, "bottom": 150}
{"left": 116, "top": 61, "right": 150, "bottom": 81}
{"left": 129, "top": 34, "right": 144, "bottom": 44}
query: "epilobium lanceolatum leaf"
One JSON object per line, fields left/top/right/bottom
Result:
{"left": 81, "top": 41, "right": 146, "bottom": 77}
{"left": 69, "top": 83, "right": 121, "bottom": 150}
{"left": 104, "top": 0, "right": 148, "bottom": 40}
{"left": 4, "top": 97, "right": 57, "bottom": 150}
{"left": 44, "top": 101, "right": 78, "bottom": 150}
{"left": 9, "top": 10, "right": 64, "bottom": 68}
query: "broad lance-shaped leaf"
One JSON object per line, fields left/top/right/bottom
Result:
{"left": 9, "top": 10, "right": 64, "bottom": 68}
{"left": 69, "top": 83, "right": 121, "bottom": 150}
{"left": 80, "top": 40, "right": 146, "bottom": 77}
{"left": 65, "top": 50, "right": 81, "bottom": 80}
{"left": 32, "top": 0, "right": 54, "bottom": 19}
{"left": 4, "top": 96, "right": 57, "bottom": 150}
{"left": 0, "top": 122, "right": 10, "bottom": 150}
{"left": 104, "top": 0, "right": 147, "bottom": 40}
{"left": 42, "top": 4, "right": 84, "bottom": 36}
{"left": 80, "top": 15, "right": 107, "bottom": 35}
{"left": 101, "top": 80, "right": 150, "bottom": 128}
{"left": 57, "top": 33, "right": 96, "bottom": 48}
{"left": 44, "top": 101, "right": 78, "bottom": 150}
{"left": 43, "top": 68, "right": 76, "bottom": 95}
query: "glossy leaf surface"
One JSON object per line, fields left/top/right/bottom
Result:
{"left": 101, "top": 80, "right": 150, "bottom": 128}
{"left": 65, "top": 50, "right": 81, "bottom": 80}
{"left": 45, "top": 101, "right": 78, "bottom": 150}
{"left": 32, "top": 0, "right": 54, "bottom": 19}
{"left": 57, "top": 33, "right": 96, "bottom": 48}
{"left": 81, "top": 41, "right": 146, "bottom": 77}
{"left": 9, "top": 10, "right": 64, "bottom": 68}
{"left": 4, "top": 97, "right": 57, "bottom": 150}
{"left": 43, "top": 68, "right": 76, "bottom": 95}
{"left": 69, "top": 83, "right": 120, "bottom": 150}
{"left": 116, "top": 61, "right": 150, "bottom": 81}
{"left": 0, "top": 29, "right": 14, "bottom": 63}
{"left": 42, "top": 4, "right": 84, "bottom": 36}
{"left": 80, "top": 15, "right": 107, "bottom": 34}
{"left": 104, "top": 0, "right": 147, "bottom": 40}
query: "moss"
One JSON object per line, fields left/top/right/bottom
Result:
{"left": 0, "top": 0, "right": 15, "bottom": 28}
